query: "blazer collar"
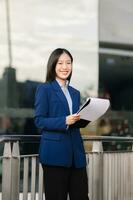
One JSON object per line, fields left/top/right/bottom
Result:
{"left": 50, "top": 80, "right": 76, "bottom": 114}
{"left": 51, "top": 80, "right": 70, "bottom": 114}
{"left": 50, "top": 79, "right": 65, "bottom": 91}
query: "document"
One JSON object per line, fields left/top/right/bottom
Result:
{"left": 77, "top": 97, "right": 110, "bottom": 122}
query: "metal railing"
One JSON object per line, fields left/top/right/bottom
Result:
{"left": 1, "top": 135, "right": 133, "bottom": 200}
{"left": 0, "top": 135, "right": 42, "bottom": 200}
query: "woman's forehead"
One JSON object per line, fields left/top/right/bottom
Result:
{"left": 58, "top": 53, "right": 71, "bottom": 61}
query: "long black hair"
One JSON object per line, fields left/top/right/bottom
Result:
{"left": 45, "top": 48, "right": 73, "bottom": 82}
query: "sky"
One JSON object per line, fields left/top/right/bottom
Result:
{"left": 0, "top": 0, "right": 98, "bottom": 94}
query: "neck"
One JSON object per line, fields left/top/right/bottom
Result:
{"left": 56, "top": 78, "right": 66, "bottom": 86}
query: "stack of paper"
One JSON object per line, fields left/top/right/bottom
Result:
{"left": 77, "top": 97, "right": 110, "bottom": 122}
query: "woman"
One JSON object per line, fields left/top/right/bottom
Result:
{"left": 34, "top": 48, "right": 89, "bottom": 200}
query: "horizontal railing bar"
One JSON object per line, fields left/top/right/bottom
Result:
{"left": 0, "top": 135, "right": 40, "bottom": 143}
{"left": 20, "top": 154, "right": 38, "bottom": 158}
{"left": 82, "top": 135, "right": 133, "bottom": 142}
{"left": 0, "top": 135, "right": 133, "bottom": 143}
{"left": 2, "top": 151, "right": 133, "bottom": 159}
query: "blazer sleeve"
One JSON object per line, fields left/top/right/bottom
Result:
{"left": 34, "top": 84, "right": 68, "bottom": 132}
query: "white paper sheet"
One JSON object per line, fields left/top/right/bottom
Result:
{"left": 77, "top": 97, "right": 110, "bottom": 122}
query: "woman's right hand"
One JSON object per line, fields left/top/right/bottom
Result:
{"left": 66, "top": 114, "right": 80, "bottom": 125}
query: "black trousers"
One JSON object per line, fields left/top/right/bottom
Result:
{"left": 42, "top": 165, "right": 89, "bottom": 200}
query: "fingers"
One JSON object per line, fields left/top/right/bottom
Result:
{"left": 73, "top": 114, "right": 80, "bottom": 121}
{"left": 66, "top": 114, "right": 80, "bottom": 125}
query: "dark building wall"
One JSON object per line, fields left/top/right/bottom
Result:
{"left": 0, "top": 67, "right": 41, "bottom": 135}
{"left": 99, "top": 51, "right": 133, "bottom": 111}
{"left": 0, "top": 67, "right": 19, "bottom": 108}
{"left": 0, "top": 79, "right": 7, "bottom": 107}
{"left": 18, "top": 81, "right": 40, "bottom": 108}
{"left": 0, "top": 67, "right": 41, "bottom": 109}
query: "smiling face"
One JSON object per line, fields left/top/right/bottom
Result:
{"left": 55, "top": 53, "right": 72, "bottom": 85}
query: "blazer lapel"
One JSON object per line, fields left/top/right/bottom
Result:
{"left": 68, "top": 86, "right": 78, "bottom": 114}
{"left": 51, "top": 80, "right": 70, "bottom": 114}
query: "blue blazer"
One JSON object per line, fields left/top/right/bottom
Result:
{"left": 34, "top": 80, "right": 86, "bottom": 168}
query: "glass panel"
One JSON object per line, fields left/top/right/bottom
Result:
{"left": 99, "top": 0, "right": 133, "bottom": 44}
{"left": 0, "top": 0, "right": 99, "bottom": 139}
{"left": 0, "top": 0, "right": 98, "bottom": 96}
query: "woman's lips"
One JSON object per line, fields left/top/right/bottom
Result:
{"left": 60, "top": 71, "right": 69, "bottom": 74}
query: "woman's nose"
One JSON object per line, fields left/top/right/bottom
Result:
{"left": 62, "top": 63, "right": 67, "bottom": 68}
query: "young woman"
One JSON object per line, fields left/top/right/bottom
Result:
{"left": 34, "top": 48, "right": 89, "bottom": 200}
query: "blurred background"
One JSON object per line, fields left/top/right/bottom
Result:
{"left": 0, "top": 0, "right": 133, "bottom": 152}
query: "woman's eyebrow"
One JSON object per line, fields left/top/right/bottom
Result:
{"left": 58, "top": 59, "right": 71, "bottom": 62}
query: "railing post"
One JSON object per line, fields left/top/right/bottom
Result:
{"left": 2, "top": 142, "right": 12, "bottom": 200}
{"left": 31, "top": 157, "right": 37, "bottom": 200}
{"left": 89, "top": 141, "right": 103, "bottom": 200}
{"left": 86, "top": 154, "right": 89, "bottom": 199}
{"left": 23, "top": 157, "right": 29, "bottom": 200}
{"left": 92, "top": 141, "right": 103, "bottom": 152}
{"left": 38, "top": 164, "right": 44, "bottom": 200}
{"left": 11, "top": 142, "right": 20, "bottom": 200}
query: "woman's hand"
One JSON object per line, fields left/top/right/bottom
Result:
{"left": 66, "top": 114, "right": 80, "bottom": 125}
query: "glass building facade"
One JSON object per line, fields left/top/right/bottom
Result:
{"left": 0, "top": 0, "right": 99, "bottom": 137}
{"left": 0, "top": 0, "right": 133, "bottom": 151}
{"left": 99, "top": 0, "right": 133, "bottom": 150}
